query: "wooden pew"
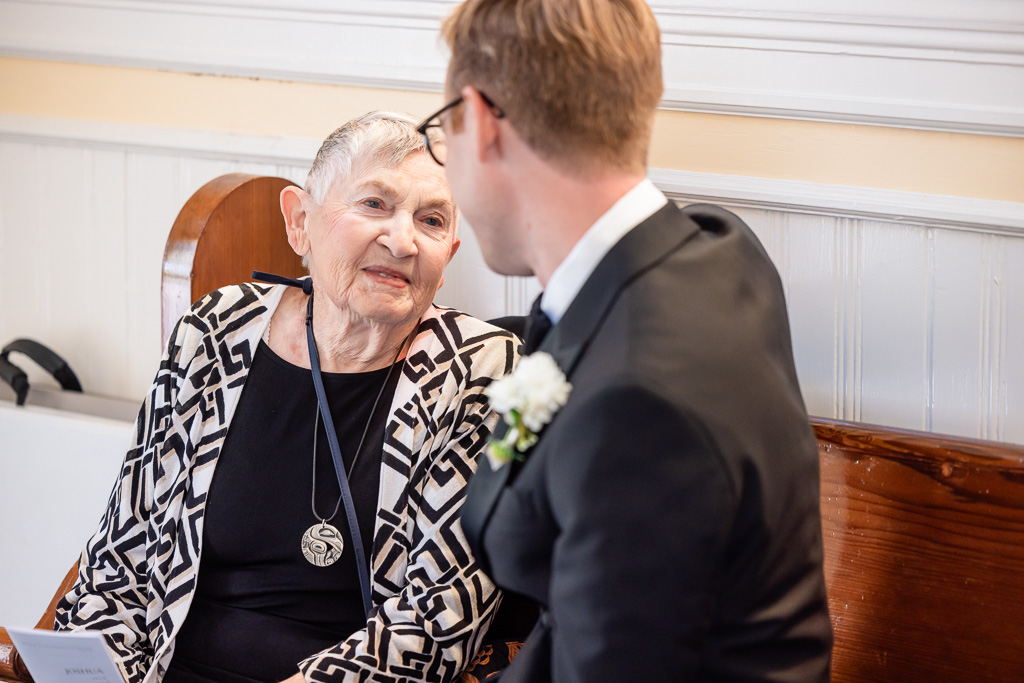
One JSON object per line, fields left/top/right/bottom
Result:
{"left": 160, "top": 173, "right": 304, "bottom": 342}
{"left": 815, "top": 419, "right": 1024, "bottom": 680}
{"left": 4, "top": 175, "right": 1023, "bottom": 681}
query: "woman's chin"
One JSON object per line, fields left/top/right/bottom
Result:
{"left": 350, "top": 298, "right": 423, "bottom": 329}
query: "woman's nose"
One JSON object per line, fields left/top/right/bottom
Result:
{"left": 378, "top": 214, "right": 418, "bottom": 258}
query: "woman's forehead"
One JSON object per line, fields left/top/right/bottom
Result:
{"left": 334, "top": 153, "right": 452, "bottom": 207}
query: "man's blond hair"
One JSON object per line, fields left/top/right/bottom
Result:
{"left": 442, "top": 0, "right": 663, "bottom": 173}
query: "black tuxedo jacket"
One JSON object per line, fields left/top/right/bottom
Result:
{"left": 463, "top": 202, "right": 832, "bottom": 682}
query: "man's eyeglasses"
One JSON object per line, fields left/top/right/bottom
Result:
{"left": 416, "top": 91, "right": 504, "bottom": 166}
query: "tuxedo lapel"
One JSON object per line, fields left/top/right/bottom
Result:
{"left": 462, "top": 202, "right": 699, "bottom": 570}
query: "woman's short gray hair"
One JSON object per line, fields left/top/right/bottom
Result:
{"left": 304, "top": 111, "right": 444, "bottom": 205}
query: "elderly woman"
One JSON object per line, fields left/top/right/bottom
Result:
{"left": 54, "top": 112, "right": 518, "bottom": 683}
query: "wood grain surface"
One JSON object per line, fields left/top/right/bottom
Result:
{"left": 161, "top": 174, "right": 304, "bottom": 342}
{"left": 813, "top": 417, "right": 1024, "bottom": 682}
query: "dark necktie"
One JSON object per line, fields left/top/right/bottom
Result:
{"left": 522, "top": 295, "right": 553, "bottom": 355}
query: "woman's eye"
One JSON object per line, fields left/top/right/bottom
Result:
{"left": 424, "top": 216, "right": 444, "bottom": 228}
{"left": 364, "top": 199, "right": 383, "bottom": 209}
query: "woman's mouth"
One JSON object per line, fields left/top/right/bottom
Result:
{"left": 364, "top": 267, "right": 410, "bottom": 286}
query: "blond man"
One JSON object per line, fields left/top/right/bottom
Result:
{"left": 418, "top": 1, "right": 833, "bottom": 680}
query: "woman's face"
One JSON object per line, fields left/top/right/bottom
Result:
{"left": 300, "top": 151, "right": 459, "bottom": 328}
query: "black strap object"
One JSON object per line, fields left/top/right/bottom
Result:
{"left": 252, "top": 270, "right": 373, "bottom": 617}
{"left": 251, "top": 270, "right": 313, "bottom": 295}
{"left": 1, "top": 339, "right": 83, "bottom": 406}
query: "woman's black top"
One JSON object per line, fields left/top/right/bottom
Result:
{"left": 164, "top": 340, "right": 400, "bottom": 683}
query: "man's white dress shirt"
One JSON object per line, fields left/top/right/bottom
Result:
{"left": 540, "top": 178, "right": 668, "bottom": 324}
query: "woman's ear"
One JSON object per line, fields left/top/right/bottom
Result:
{"left": 281, "top": 185, "right": 311, "bottom": 258}
{"left": 437, "top": 237, "right": 462, "bottom": 289}
{"left": 447, "top": 236, "right": 462, "bottom": 264}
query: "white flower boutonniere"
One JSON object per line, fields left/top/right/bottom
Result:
{"left": 485, "top": 352, "right": 572, "bottom": 468}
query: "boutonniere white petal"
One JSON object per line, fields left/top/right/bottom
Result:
{"left": 485, "top": 352, "right": 572, "bottom": 468}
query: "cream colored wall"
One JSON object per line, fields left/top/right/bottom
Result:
{"left": 3, "top": 57, "right": 1022, "bottom": 201}
{"left": 650, "top": 111, "right": 1024, "bottom": 203}
{"left": 1, "top": 58, "right": 439, "bottom": 143}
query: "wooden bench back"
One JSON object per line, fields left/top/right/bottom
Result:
{"left": 812, "top": 418, "right": 1024, "bottom": 681}
{"left": 161, "top": 173, "right": 304, "bottom": 341}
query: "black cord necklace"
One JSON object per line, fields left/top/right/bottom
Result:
{"left": 302, "top": 338, "right": 405, "bottom": 568}
{"left": 252, "top": 270, "right": 411, "bottom": 616}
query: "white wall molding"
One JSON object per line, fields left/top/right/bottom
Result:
{"left": 2, "top": 0, "right": 1023, "bottom": 135}
{"left": 0, "top": 114, "right": 320, "bottom": 166}
{"left": 649, "top": 168, "right": 1024, "bottom": 236}
{"left": 653, "top": 4, "right": 1024, "bottom": 65}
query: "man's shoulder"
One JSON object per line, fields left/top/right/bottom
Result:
{"left": 678, "top": 202, "right": 748, "bottom": 229}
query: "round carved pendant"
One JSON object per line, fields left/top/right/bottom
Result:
{"left": 301, "top": 521, "right": 345, "bottom": 567}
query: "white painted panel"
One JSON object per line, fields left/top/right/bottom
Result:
{"left": 1002, "top": 236, "right": 1024, "bottom": 445}
{"left": 0, "top": 143, "right": 71, "bottom": 390}
{"left": 124, "top": 152, "right": 182, "bottom": 398}
{"left": 0, "top": 141, "right": 46, "bottom": 367}
{"left": 929, "top": 230, "right": 985, "bottom": 438}
{"left": 845, "top": 220, "right": 930, "bottom": 428}
{"left": 981, "top": 234, "right": 1014, "bottom": 443}
{"left": 34, "top": 147, "right": 132, "bottom": 398}
{"left": 91, "top": 148, "right": 130, "bottom": 391}
{"left": 773, "top": 212, "right": 842, "bottom": 421}
{"left": 0, "top": 402, "right": 132, "bottom": 627}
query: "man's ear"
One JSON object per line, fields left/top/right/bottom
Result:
{"left": 281, "top": 185, "right": 311, "bottom": 258}
{"left": 461, "top": 86, "right": 502, "bottom": 163}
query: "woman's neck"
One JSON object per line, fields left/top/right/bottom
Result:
{"left": 269, "top": 287, "right": 415, "bottom": 373}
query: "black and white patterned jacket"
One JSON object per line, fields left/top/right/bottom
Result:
{"left": 55, "top": 283, "right": 519, "bottom": 683}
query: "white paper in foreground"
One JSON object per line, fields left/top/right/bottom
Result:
{"left": 6, "top": 628, "right": 125, "bottom": 683}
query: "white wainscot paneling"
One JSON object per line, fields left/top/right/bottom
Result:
{"left": 1001, "top": 237, "right": 1024, "bottom": 445}
{"left": 664, "top": 179, "right": 1024, "bottom": 443}
{"left": 2, "top": 117, "right": 1023, "bottom": 444}
{"left": 0, "top": 124, "right": 312, "bottom": 403}
{"left": 0, "top": 0, "right": 1022, "bottom": 135}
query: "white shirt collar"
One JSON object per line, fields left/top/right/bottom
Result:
{"left": 540, "top": 178, "right": 668, "bottom": 324}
